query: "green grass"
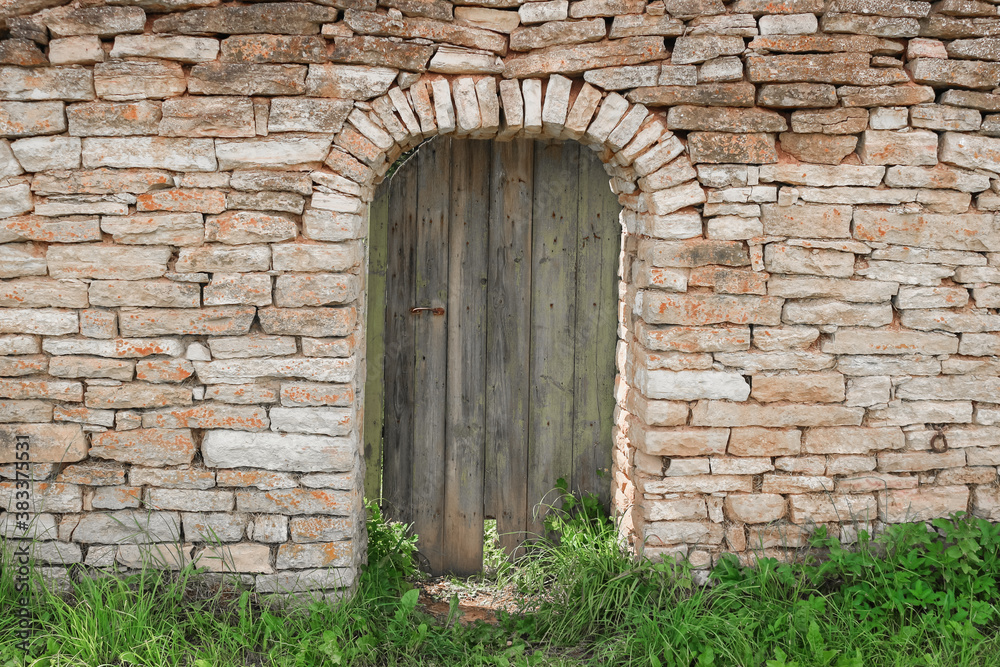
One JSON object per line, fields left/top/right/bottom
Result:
{"left": 4, "top": 492, "right": 1000, "bottom": 667}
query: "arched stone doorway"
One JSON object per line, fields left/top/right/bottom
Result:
{"left": 339, "top": 74, "right": 696, "bottom": 579}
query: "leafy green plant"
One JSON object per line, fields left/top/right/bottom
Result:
{"left": 363, "top": 499, "right": 420, "bottom": 597}
{"left": 800, "top": 513, "right": 1000, "bottom": 635}
{"left": 482, "top": 519, "right": 508, "bottom": 578}
{"left": 541, "top": 478, "right": 613, "bottom": 546}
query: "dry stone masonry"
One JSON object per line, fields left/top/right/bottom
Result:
{"left": 1, "top": 0, "right": 1000, "bottom": 592}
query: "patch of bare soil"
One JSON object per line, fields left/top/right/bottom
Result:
{"left": 415, "top": 575, "right": 525, "bottom": 626}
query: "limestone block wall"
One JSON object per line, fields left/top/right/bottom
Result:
{"left": 1, "top": 0, "right": 1000, "bottom": 591}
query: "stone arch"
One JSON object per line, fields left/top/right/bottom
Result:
{"left": 314, "top": 72, "right": 702, "bottom": 562}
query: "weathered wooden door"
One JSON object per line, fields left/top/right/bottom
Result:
{"left": 365, "top": 137, "right": 620, "bottom": 575}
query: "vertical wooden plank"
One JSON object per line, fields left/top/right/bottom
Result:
{"left": 363, "top": 180, "right": 390, "bottom": 502}
{"left": 411, "top": 137, "right": 451, "bottom": 574}
{"left": 443, "top": 139, "right": 490, "bottom": 575}
{"left": 382, "top": 155, "right": 418, "bottom": 523}
{"left": 572, "top": 145, "right": 620, "bottom": 509}
{"left": 485, "top": 139, "right": 533, "bottom": 557}
{"left": 526, "top": 140, "right": 580, "bottom": 537}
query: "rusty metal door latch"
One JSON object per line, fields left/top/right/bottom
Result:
{"left": 410, "top": 307, "right": 445, "bottom": 315}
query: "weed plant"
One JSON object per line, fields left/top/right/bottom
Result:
{"left": 3, "top": 492, "right": 1000, "bottom": 666}
{"left": 496, "top": 484, "right": 1000, "bottom": 667}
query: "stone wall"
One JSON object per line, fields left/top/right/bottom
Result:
{"left": 1, "top": 0, "right": 1000, "bottom": 592}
